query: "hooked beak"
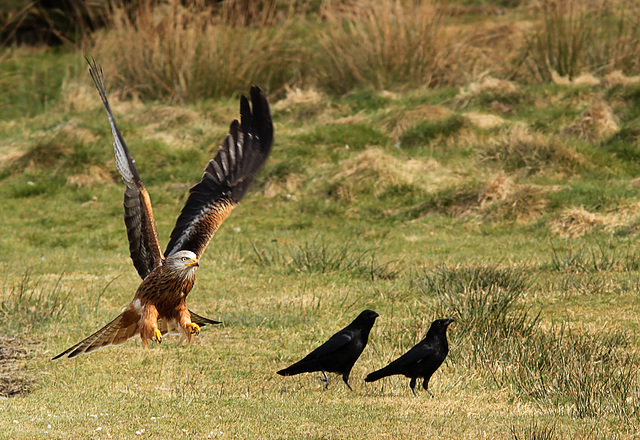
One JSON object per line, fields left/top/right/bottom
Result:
{"left": 187, "top": 258, "right": 199, "bottom": 267}
{"left": 445, "top": 317, "right": 455, "bottom": 326}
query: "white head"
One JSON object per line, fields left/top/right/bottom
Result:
{"left": 165, "top": 250, "right": 199, "bottom": 278}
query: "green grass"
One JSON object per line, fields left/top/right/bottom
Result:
{"left": 2, "top": 45, "right": 640, "bottom": 439}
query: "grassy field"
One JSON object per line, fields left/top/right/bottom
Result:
{"left": 2, "top": 1, "right": 640, "bottom": 439}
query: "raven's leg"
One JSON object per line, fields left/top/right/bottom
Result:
{"left": 342, "top": 373, "right": 353, "bottom": 391}
{"left": 409, "top": 378, "right": 417, "bottom": 397}
{"left": 319, "top": 370, "right": 329, "bottom": 389}
{"left": 423, "top": 378, "right": 434, "bottom": 397}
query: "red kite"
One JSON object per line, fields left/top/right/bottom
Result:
{"left": 54, "top": 59, "right": 273, "bottom": 359}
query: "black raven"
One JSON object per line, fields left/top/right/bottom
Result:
{"left": 365, "top": 317, "right": 454, "bottom": 397}
{"left": 277, "top": 309, "right": 379, "bottom": 390}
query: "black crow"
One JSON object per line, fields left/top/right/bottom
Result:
{"left": 277, "top": 309, "right": 379, "bottom": 390}
{"left": 365, "top": 317, "right": 454, "bottom": 397}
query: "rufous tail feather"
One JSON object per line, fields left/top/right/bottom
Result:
{"left": 53, "top": 309, "right": 140, "bottom": 359}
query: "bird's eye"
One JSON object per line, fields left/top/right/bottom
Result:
{"left": 181, "top": 257, "right": 188, "bottom": 262}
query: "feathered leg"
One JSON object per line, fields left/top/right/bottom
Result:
{"left": 140, "top": 303, "right": 162, "bottom": 346}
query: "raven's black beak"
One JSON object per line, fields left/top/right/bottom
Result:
{"left": 446, "top": 317, "right": 455, "bottom": 325}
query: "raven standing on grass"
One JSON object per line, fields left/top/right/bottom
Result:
{"left": 365, "top": 317, "right": 454, "bottom": 397}
{"left": 277, "top": 309, "right": 379, "bottom": 390}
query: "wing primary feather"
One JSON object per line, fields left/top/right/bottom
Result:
{"left": 86, "top": 57, "right": 164, "bottom": 279}
{"left": 164, "top": 86, "right": 273, "bottom": 258}
{"left": 85, "top": 56, "right": 140, "bottom": 187}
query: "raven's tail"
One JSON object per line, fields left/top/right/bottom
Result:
{"left": 277, "top": 360, "right": 314, "bottom": 376}
{"left": 364, "top": 367, "right": 393, "bottom": 382}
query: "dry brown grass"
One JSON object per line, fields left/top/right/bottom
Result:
{"left": 328, "top": 148, "right": 442, "bottom": 201}
{"left": 90, "top": 0, "right": 296, "bottom": 101}
{"left": 565, "top": 101, "right": 619, "bottom": 142}
{"left": 546, "top": 207, "right": 635, "bottom": 237}
{"left": 601, "top": 70, "right": 640, "bottom": 88}
{"left": 483, "top": 183, "right": 550, "bottom": 222}
{"left": 522, "top": 0, "right": 640, "bottom": 82}
{"left": 0, "top": 336, "right": 34, "bottom": 398}
{"left": 455, "top": 75, "right": 520, "bottom": 108}
{"left": 463, "top": 112, "right": 508, "bottom": 129}
{"left": 315, "top": 0, "right": 468, "bottom": 93}
{"left": 273, "top": 86, "right": 324, "bottom": 112}
{"left": 384, "top": 105, "right": 452, "bottom": 143}
{"left": 476, "top": 172, "right": 551, "bottom": 222}
{"left": 481, "top": 123, "right": 585, "bottom": 174}
{"left": 66, "top": 165, "right": 113, "bottom": 188}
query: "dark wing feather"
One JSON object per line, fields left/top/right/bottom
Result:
{"left": 86, "top": 57, "right": 164, "bottom": 279}
{"left": 305, "top": 332, "right": 353, "bottom": 359}
{"left": 384, "top": 342, "right": 434, "bottom": 370}
{"left": 277, "top": 333, "right": 352, "bottom": 376}
{"left": 165, "top": 86, "right": 273, "bottom": 258}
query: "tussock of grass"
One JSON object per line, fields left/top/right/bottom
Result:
{"left": 522, "top": 0, "right": 640, "bottom": 82}
{"left": 463, "top": 112, "right": 509, "bottom": 129}
{"left": 548, "top": 239, "right": 640, "bottom": 273}
{"left": 91, "top": 1, "right": 296, "bottom": 101}
{"left": 547, "top": 207, "right": 636, "bottom": 238}
{"left": 315, "top": 0, "right": 464, "bottom": 93}
{"left": 415, "top": 263, "right": 538, "bottom": 343}
{"left": 494, "top": 326, "right": 639, "bottom": 420}
{"left": 481, "top": 124, "right": 584, "bottom": 174}
{"left": 384, "top": 105, "right": 452, "bottom": 143}
{"left": 399, "top": 114, "right": 467, "bottom": 148}
{"left": 455, "top": 76, "right": 521, "bottom": 108}
{"left": 480, "top": 181, "right": 550, "bottom": 222}
{"left": 0, "top": 271, "right": 69, "bottom": 332}
{"left": 2, "top": 134, "right": 114, "bottom": 193}
{"left": 601, "top": 71, "right": 640, "bottom": 89}
{"left": 273, "top": 87, "right": 324, "bottom": 112}
{"left": 510, "top": 421, "right": 560, "bottom": 440}
{"left": 250, "top": 240, "right": 398, "bottom": 280}
{"left": 326, "top": 148, "right": 438, "bottom": 202}
{"left": 549, "top": 207, "right": 608, "bottom": 238}
{"left": 565, "top": 102, "right": 619, "bottom": 142}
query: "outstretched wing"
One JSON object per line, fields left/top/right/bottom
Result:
{"left": 86, "top": 57, "right": 164, "bottom": 279}
{"left": 164, "top": 86, "right": 273, "bottom": 259}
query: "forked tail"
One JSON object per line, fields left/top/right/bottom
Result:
{"left": 52, "top": 309, "right": 140, "bottom": 359}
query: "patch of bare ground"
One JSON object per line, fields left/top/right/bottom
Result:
{"left": 0, "top": 336, "right": 36, "bottom": 398}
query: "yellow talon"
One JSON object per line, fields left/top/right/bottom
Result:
{"left": 187, "top": 323, "right": 201, "bottom": 336}
{"left": 153, "top": 328, "right": 163, "bottom": 344}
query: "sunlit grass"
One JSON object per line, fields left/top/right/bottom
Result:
{"left": 2, "top": 44, "right": 640, "bottom": 439}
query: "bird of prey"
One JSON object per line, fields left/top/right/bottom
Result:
{"left": 277, "top": 310, "right": 379, "bottom": 390}
{"left": 365, "top": 317, "right": 454, "bottom": 397}
{"left": 53, "top": 58, "right": 273, "bottom": 359}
